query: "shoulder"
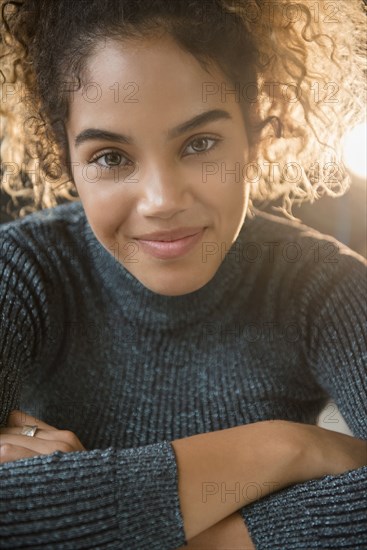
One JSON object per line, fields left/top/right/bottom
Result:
{"left": 0, "top": 201, "right": 88, "bottom": 373}
{"left": 0, "top": 204, "right": 88, "bottom": 407}
{"left": 0, "top": 200, "right": 85, "bottom": 242}
{"left": 0, "top": 200, "right": 89, "bottom": 320}
{"left": 238, "top": 208, "right": 366, "bottom": 320}
{"left": 243, "top": 207, "right": 366, "bottom": 270}
{"left": 0, "top": 200, "right": 87, "bottom": 268}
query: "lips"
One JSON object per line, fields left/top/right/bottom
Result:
{"left": 134, "top": 227, "right": 205, "bottom": 242}
{"left": 135, "top": 227, "right": 206, "bottom": 259}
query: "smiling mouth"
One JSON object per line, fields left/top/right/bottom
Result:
{"left": 135, "top": 228, "right": 206, "bottom": 259}
{"left": 134, "top": 226, "right": 206, "bottom": 241}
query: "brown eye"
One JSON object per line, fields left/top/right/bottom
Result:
{"left": 191, "top": 138, "right": 210, "bottom": 152}
{"left": 104, "top": 152, "right": 123, "bottom": 166}
{"left": 184, "top": 136, "right": 219, "bottom": 157}
{"left": 88, "top": 150, "right": 133, "bottom": 171}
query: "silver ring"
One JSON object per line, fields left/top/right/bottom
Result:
{"left": 20, "top": 425, "right": 38, "bottom": 437}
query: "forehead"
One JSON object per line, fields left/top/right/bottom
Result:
{"left": 84, "top": 35, "right": 225, "bottom": 92}
{"left": 66, "top": 36, "right": 236, "bottom": 131}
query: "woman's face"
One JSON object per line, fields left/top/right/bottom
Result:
{"left": 66, "top": 35, "right": 251, "bottom": 296}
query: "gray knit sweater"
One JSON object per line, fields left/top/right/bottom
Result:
{"left": 0, "top": 200, "right": 366, "bottom": 549}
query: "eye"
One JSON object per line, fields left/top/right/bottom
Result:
{"left": 87, "top": 150, "right": 132, "bottom": 171}
{"left": 184, "top": 136, "right": 220, "bottom": 156}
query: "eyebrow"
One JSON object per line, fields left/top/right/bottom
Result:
{"left": 74, "top": 109, "right": 232, "bottom": 148}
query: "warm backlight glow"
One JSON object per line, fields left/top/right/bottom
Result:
{"left": 342, "top": 122, "right": 367, "bottom": 180}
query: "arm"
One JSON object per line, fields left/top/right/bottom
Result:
{"left": 175, "top": 424, "right": 367, "bottom": 550}
{"left": 0, "top": 411, "right": 306, "bottom": 548}
{"left": 177, "top": 512, "right": 255, "bottom": 550}
{"left": 235, "top": 245, "right": 367, "bottom": 548}
{"left": 171, "top": 419, "right": 311, "bottom": 540}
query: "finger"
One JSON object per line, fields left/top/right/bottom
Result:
{"left": 0, "top": 426, "right": 52, "bottom": 440}
{"left": 0, "top": 426, "right": 86, "bottom": 452}
{"left": 0, "top": 433, "right": 72, "bottom": 454}
{"left": 0, "top": 444, "right": 43, "bottom": 464}
{"left": 6, "top": 409, "right": 57, "bottom": 430}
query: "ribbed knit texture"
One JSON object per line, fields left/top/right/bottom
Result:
{"left": 0, "top": 200, "right": 366, "bottom": 549}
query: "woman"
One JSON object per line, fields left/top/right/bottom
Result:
{"left": 0, "top": 0, "right": 366, "bottom": 548}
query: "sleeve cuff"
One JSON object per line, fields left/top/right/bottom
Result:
{"left": 239, "top": 466, "right": 367, "bottom": 549}
{"left": 115, "top": 440, "right": 188, "bottom": 549}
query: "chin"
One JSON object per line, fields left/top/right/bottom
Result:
{"left": 138, "top": 270, "right": 212, "bottom": 297}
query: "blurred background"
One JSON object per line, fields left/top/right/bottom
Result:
{"left": 1, "top": 122, "right": 366, "bottom": 436}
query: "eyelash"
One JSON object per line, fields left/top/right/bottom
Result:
{"left": 87, "top": 136, "right": 221, "bottom": 172}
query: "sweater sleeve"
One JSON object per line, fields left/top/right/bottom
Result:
{"left": 0, "top": 229, "right": 187, "bottom": 549}
{"left": 238, "top": 247, "right": 367, "bottom": 549}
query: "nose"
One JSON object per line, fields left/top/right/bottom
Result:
{"left": 136, "top": 163, "right": 192, "bottom": 219}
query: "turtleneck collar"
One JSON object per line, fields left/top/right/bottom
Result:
{"left": 82, "top": 212, "right": 257, "bottom": 332}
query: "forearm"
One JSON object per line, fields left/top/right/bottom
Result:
{"left": 177, "top": 511, "right": 255, "bottom": 550}
{"left": 171, "top": 420, "right": 305, "bottom": 540}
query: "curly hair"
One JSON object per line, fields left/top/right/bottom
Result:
{"left": 0, "top": 0, "right": 366, "bottom": 220}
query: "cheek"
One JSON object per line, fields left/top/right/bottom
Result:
{"left": 204, "top": 173, "right": 247, "bottom": 214}
{"left": 199, "top": 144, "right": 248, "bottom": 200}
{"left": 74, "top": 176, "right": 135, "bottom": 238}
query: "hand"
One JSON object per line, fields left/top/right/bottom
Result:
{"left": 0, "top": 409, "right": 86, "bottom": 463}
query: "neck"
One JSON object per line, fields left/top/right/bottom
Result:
{"left": 82, "top": 213, "right": 257, "bottom": 331}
